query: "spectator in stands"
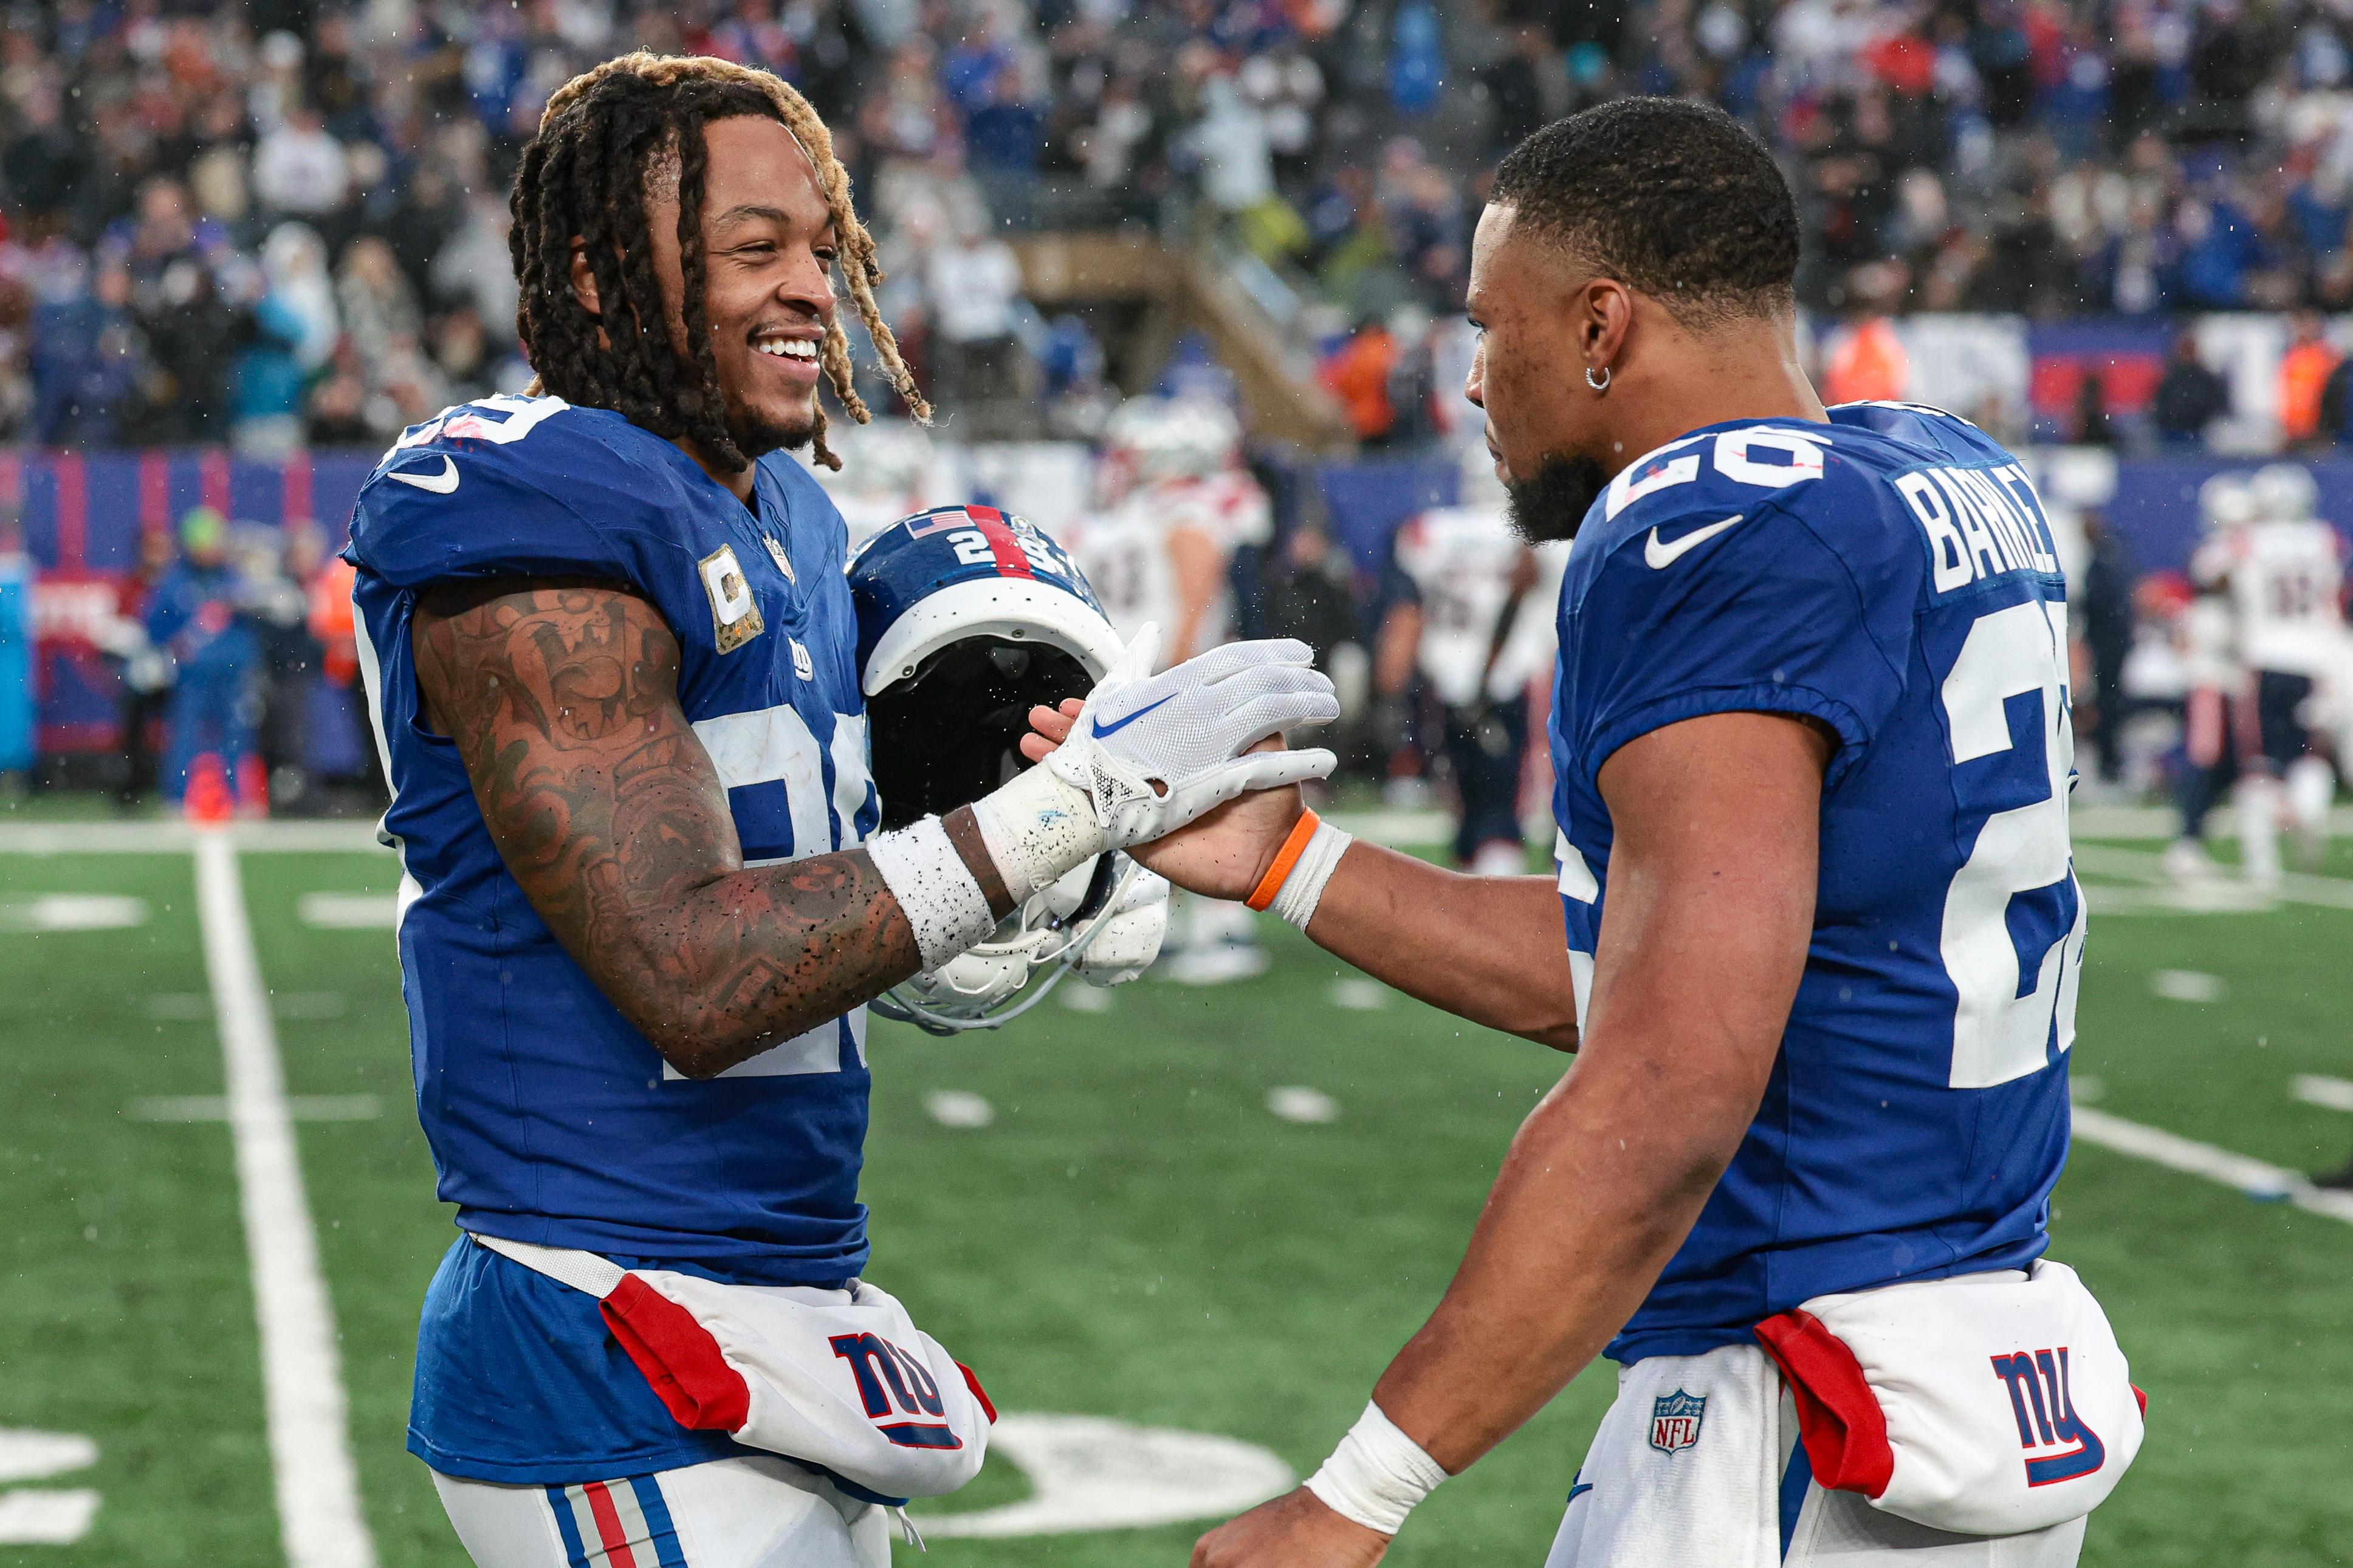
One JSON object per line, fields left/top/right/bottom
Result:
{"left": 261, "top": 225, "right": 341, "bottom": 373}
{"left": 967, "top": 68, "right": 1046, "bottom": 187}
{"left": 2279, "top": 311, "right": 2342, "bottom": 450}
{"left": 925, "top": 217, "right": 1034, "bottom": 439}
{"left": 1483, "top": 24, "right": 1566, "bottom": 154}
{"left": 335, "top": 236, "right": 421, "bottom": 371}
{"left": 252, "top": 106, "right": 349, "bottom": 224}
{"left": 1819, "top": 273, "right": 1911, "bottom": 405}
{"left": 2, "top": 86, "right": 86, "bottom": 242}
{"left": 428, "top": 303, "right": 498, "bottom": 406}
{"left": 232, "top": 285, "right": 311, "bottom": 457}
{"left": 2152, "top": 332, "right": 2231, "bottom": 446}
{"left": 1319, "top": 314, "right": 1398, "bottom": 445}
{"left": 137, "top": 255, "right": 251, "bottom": 444}
{"left": 429, "top": 193, "right": 520, "bottom": 343}
{"left": 305, "top": 351, "right": 371, "bottom": 447}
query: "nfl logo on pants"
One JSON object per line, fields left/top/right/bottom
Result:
{"left": 1649, "top": 1390, "right": 1706, "bottom": 1455}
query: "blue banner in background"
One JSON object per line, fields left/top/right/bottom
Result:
{"left": 12, "top": 444, "right": 2353, "bottom": 756}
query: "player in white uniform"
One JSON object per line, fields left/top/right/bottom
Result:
{"left": 2192, "top": 463, "right": 2348, "bottom": 882}
{"left": 1381, "top": 447, "right": 1563, "bottom": 873}
{"left": 1068, "top": 395, "right": 1276, "bottom": 982}
{"left": 2163, "top": 476, "right": 2252, "bottom": 880}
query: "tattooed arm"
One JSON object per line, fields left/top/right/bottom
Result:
{"left": 411, "top": 577, "right": 1014, "bottom": 1079}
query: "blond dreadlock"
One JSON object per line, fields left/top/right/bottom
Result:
{"left": 514, "top": 50, "right": 929, "bottom": 472}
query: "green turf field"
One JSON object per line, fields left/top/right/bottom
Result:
{"left": 2, "top": 822, "right": 2349, "bottom": 1567}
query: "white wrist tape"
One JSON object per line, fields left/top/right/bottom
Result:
{"left": 1304, "top": 1400, "right": 1449, "bottom": 1536}
{"left": 865, "top": 816, "right": 997, "bottom": 971}
{"left": 1268, "top": 821, "right": 1353, "bottom": 930}
{"left": 970, "top": 764, "right": 1116, "bottom": 905}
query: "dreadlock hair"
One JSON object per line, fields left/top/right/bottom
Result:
{"left": 510, "top": 51, "right": 929, "bottom": 472}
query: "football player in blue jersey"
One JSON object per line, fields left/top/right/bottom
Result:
{"left": 341, "top": 53, "right": 1336, "bottom": 1568}
{"left": 1032, "top": 99, "right": 2138, "bottom": 1567}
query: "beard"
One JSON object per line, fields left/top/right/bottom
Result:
{"left": 1503, "top": 453, "right": 1609, "bottom": 546}
{"left": 724, "top": 395, "right": 816, "bottom": 460}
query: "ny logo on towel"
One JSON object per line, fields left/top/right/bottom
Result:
{"left": 1989, "top": 1347, "right": 2106, "bottom": 1486}
{"left": 831, "top": 1332, "right": 962, "bottom": 1450}
{"left": 1649, "top": 1389, "right": 1706, "bottom": 1454}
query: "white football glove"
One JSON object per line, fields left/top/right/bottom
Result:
{"left": 1071, "top": 863, "right": 1170, "bottom": 987}
{"left": 1047, "top": 624, "right": 1339, "bottom": 847}
{"left": 971, "top": 623, "right": 1339, "bottom": 907}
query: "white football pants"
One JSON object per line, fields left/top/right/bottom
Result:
{"left": 432, "top": 1454, "right": 892, "bottom": 1568}
{"left": 1544, "top": 1344, "right": 2087, "bottom": 1568}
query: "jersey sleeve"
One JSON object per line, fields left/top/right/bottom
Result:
{"left": 344, "top": 447, "right": 642, "bottom": 591}
{"left": 1565, "top": 499, "right": 1906, "bottom": 795}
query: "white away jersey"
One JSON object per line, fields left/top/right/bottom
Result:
{"left": 1392, "top": 502, "right": 1563, "bottom": 706}
{"left": 1065, "top": 470, "right": 1272, "bottom": 651}
{"left": 2195, "top": 519, "right": 2348, "bottom": 676}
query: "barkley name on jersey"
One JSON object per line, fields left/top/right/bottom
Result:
{"left": 1547, "top": 402, "right": 2084, "bottom": 1364}
{"left": 345, "top": 392, "right": 884, "bottom": 1483}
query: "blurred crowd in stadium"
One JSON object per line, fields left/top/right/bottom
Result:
{"left": 1, "top": 0, "right": 2351, "bottom": 911}
{"left": 19, "top": 0, "right": 2353, "bottom": 447}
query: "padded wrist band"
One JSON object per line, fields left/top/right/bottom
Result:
{"left": 865, "top": 816, "right": 998, "bottom": 971}
{"left": 971, "top": 764, "right": 1116, "bottom": 905}
{"left": 1304, "top": 1400, "right": 1449, "bottom": 1537}
{"left": 1264, "top": 818, "right": 1353, "bottom": 930}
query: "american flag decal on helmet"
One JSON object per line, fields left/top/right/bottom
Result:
{"left": 543, "top": 1474, "right": 688, "bottom": 1568}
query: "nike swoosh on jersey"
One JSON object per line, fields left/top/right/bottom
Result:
{"left": 1092, "top": 693, "right": 1177, "bottom": 737}
{"left": 1643, "top": 514, "right": 1743, "bottom": 568}
{"left": 388, "top": 456, "right": 459, "bottom": 494}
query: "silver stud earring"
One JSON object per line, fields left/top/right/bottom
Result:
{"left": 1585, "top": 365, "right": 1612, "bottom": 393}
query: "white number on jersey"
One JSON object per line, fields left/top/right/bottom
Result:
{"left": 1937, "top": 599, "right": 2086, "bottom": 1089}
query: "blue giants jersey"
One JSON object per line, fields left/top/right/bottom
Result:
{"left": 1546, "top": 403, "right": 2083, "bottom": 1364}
{"left": 346, "top": 393, "right": 881, "bottom": 1271}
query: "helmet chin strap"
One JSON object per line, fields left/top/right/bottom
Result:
{"left": 871, "top": 858, "right": 1143, "bottom": 1035}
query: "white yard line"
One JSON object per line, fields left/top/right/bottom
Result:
{"left": 0, "top": 821, "right": 388, "bottom": 856}
{"left": 2292, "top": 1075, "right": 2353, "bottom": 1113}
{"left": 2072, "top": 842, "right": 2353, "bottom": 912}
{"left": 2071, "top": 1106, "right": 2353, "bottom": 1226}
{"left": 193, "top": 830, "right": 377, "bottom": 1568}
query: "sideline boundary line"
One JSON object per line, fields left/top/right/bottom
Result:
{"left": 2072, "top": 1106, "right": 2353, "bottom": 1226}
{"left": 194, "top": 830, "right": 377, "bottom": 1568}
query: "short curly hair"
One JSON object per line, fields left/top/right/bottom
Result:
{"left": 512, "top": 52, "right": 929, "bottom": 472}
{"left": 1491, "top": 98, "right": 1799, "bottom": 327}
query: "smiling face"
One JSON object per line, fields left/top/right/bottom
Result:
{"left": 642, "top": 114, "right": 839, "bottom": 466}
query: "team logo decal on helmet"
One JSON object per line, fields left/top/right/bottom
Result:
{"left": 851, "top": 506, "right": 1151, "bottom": 1032}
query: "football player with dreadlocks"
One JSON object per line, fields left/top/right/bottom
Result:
{"left": 341, "top": 53, "right": 1336, "bottom": 1568}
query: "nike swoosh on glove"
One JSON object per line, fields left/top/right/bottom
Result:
{"left": 1047, "top": 623, "right": 1339, "bottom": 848}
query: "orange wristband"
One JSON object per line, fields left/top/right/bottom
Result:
{"left": 1245, "top": 809, "right": 1322, "bottom": 912}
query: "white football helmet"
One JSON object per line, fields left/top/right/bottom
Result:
{"left": 2250, "top": 462, "right": 2320, "bottom": 523}
{"left": 1104, "top": 395, "right": 1241, "bottom": 485}
{"left": 2197, "top": 472, "right": 2257, "bottom": 534}
{"left": 849, "top": 504, "right": 1169, "bottom": 1033}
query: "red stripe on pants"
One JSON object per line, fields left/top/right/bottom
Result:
{"left": 580, "top": 1481, "right": 640, "bottom": 1568}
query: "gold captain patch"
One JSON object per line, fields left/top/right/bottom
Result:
{"left": 698, "top": 544, "right": 765, "bottom": 654}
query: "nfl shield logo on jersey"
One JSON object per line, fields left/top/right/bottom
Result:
{"left": 1649, "top": 1389, "right": 1706, "bottom": 1455}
